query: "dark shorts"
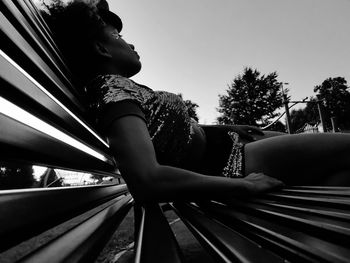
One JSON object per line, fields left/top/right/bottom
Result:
{"left": 199, "top": 125, "right": 245, "bottom": 177}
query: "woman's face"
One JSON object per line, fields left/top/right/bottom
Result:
{"left": 100, "top": 24, "right": 142, "bottom": 77}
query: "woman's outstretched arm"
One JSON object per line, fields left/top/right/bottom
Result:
{"left": 105, "top": 116, "right": 283, "bottom": 203}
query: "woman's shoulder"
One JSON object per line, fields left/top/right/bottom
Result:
{"left": 86, "top": 74, "right": 154, "bottom": 109}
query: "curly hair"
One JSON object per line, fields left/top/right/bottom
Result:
{"left": 41, "top": 0, "right": 107, "bottom": 83}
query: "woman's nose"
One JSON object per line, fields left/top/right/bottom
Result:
{"left": 129, "top": 44, "right": 135, "bottom": 50}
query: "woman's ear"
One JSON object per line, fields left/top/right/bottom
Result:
{"left": 94, "top": 41, "right": 112, "bottom": 58}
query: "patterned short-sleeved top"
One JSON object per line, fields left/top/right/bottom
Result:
{"left": 87, "top": 74, "right": 193, "bottom": 166}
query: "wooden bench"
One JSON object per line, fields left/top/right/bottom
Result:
{"left": 1, "top": 1, "right": 349, "bottom": 262}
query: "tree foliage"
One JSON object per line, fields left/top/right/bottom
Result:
{"left": 290, "top": 97, "right": 319, "bottom": 132}
{"left": 39, "top": 168, "right": 63, "bottom": 187}
{"left": 290, "top": 77, "right": 350, "bottom": 131}
{"left": 0, "top": 164, "right": 35, "bottom": 190}
{"left": 314, "top": 77, "right": 350, "bottom": 129}
{"left": 217, "top": 67, "right": 286, "bottom": 126}
{"left": 178, "top": 94, "right": 200, "bottom": 122}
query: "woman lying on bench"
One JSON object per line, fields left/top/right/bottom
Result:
{"left": 42, "top": 0, "right": 350, "bottom": 203}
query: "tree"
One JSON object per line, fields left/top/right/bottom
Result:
{"left": 39, "top": 168, "right": 63, "bottom": 187}
{"left": 177, "top": 94, "right": 200, "bottom": 122}
{"left": 290, "top": 77, "right": 350, "bottom": 132}
{"left": 290, "top": 97, "right": 319, "bottom": 132}
{"left": 0, "top": 164, "right": 35, "bottom": 190}
{"left": 217, "top": 67, "right": 287, "bottom": 126}
{"left": 314, "top": 77, "right": 350, "bottom": 130}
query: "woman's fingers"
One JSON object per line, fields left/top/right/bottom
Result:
{"left": 244, "top": 172, "right": 285, "bottom": 194}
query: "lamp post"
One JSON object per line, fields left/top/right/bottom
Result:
{"left": 282, "top": 83, "right": 292, "bottom": 134}
{"left": 316, "top": 95, "right": 327, "bottom": 132}
{"left": 266, "top": 84, "right": 332, "bottom": 133}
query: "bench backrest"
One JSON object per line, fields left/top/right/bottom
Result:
{"left": 1, "top": 1, "right": 136, "bottom": 262}
{"left": 1, "top": 0, "right": 116, "bottom": 173}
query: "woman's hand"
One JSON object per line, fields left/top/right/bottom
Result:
{"left": 244, "top": 172, "right": 284, "bottom": 194}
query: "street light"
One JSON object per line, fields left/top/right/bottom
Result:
{"left": 316, "top": 95, "right": 327, "bottom": 132}
{"left": 282, "top": 83, "right": 293, "bottom": 134}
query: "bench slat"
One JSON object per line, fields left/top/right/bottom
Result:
{"left": 0, "top": 50, "right": 112, "bottom": 153}
{"left": 13, "top": 0, "right": 73, "bottom": 81}
{"left": 191, "top": 194, "right": 350, "bottom": 263}
{"left": 251, "top": 200, "right": 350, "bottom": 223}
{"left": 135, "top": 204, "right": 183, "bottom": 263}
{"left": 1, "top": 0, "right": 112, "bottom": 151}
{"left": 0, "top": 184, "right": 128, "bottom": 252}
{"left": 172, "top": 202, "right": 284, "bottom": 263}
{"left": 20, "top": 194, "right": 133, "bottom": 263}
{"left": 222, "top": 200, "right": 350, "bottom": 244}
{"left": 0, "top": 2, "right": 82, "bottom": 112}
{"left": 0, "top": 98, "right": 115, "bottom": 172}
{"left": 1, "top": 28, "right": 110, "bottom": 152}
{"left": 278, "top": 187, "right": 350, "bottom": 197}
{"left": 265, "top": 192, "right": 350, "bottom": 208}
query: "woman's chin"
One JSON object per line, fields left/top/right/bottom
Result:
{"left": 130, "top": 62, "right": 142, "bottom": 77}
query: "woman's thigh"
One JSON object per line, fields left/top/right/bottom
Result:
{"left": 244, "top": 133, "right": 350, "bottom": 185}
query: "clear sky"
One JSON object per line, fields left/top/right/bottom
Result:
{"left": 110, "top": 0, "right": 350, "bottom": 124}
